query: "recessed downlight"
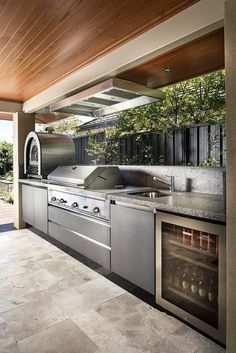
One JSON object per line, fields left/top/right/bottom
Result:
{"left": 162, "top": 67, "right": 172, "bottom": 72}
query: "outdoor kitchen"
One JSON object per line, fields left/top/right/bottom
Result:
{"left": 19, "top": 77, "right": 226, "bottom": 344}
{"left": 0, "top": 1, "right": 235, "bottom": 353}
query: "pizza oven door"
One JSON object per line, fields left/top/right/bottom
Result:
{"left": 24, "top": 133, "right": 41, "bottom": 177}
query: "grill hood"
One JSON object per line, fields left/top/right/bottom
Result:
{"left": 50, "top": 78, "right": 165, "bottom": 118}
{"left": 48, "top": 165, "right": 123, "bottom": 189}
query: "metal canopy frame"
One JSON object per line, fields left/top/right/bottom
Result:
{"left": 50, "top": 78, "right": 165, "bottom": 117}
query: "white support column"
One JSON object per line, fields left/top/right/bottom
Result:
{"left": 225, "top": 0, "right": 236, "bottom": 352}
{"left": 13, "top": 112, "right": 35, "bottom": 229}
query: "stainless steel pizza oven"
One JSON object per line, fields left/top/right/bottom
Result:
{"left": 24, "top": 131, "right": 75, "bottom": 178}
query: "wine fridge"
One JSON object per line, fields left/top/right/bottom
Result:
{"left": 156, "top": 212, "right": 226, "bottom": 344}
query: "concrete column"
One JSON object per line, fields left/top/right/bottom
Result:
{"left": 13, "top": 112, "right": 35, "bottom": 229}
{"left": 225, "top": 0, "right": 236, "bottom": 352}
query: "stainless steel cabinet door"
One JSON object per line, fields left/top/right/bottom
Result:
{"left": 22, "top": 184, "right": 34, "bottom": 225}
{"left": 33, "top": 187, "right": 48, "bottom": 233}
{"left": 111, "top": 204, "right": 154, "bottom": 294}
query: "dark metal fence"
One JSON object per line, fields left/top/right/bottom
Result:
{"left": 74, "top": 123, "right": 226, "bottom": 166}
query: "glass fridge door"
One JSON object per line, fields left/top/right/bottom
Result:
{"left": 162, "top": 222, "right": 219, "bottom": 328}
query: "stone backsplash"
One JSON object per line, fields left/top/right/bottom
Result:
{"left": 119, "top": 166, "right": 225, "bottom": 195}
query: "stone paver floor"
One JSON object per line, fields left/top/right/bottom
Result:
{"left": 0, "top": 229, "right": 225, "bottom": 353}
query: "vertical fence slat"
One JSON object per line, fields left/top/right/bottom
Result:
{"left": 174, "top": 128, "right": 185, "bottom": 165}
{"left": 199, "top": 125, "right": 209, "bottom": 165}
{"left": 165, "top": 132, "right": 174, "bottom": 165}
{"left": 188, "top": 126, "right": 198, "bottom": 166}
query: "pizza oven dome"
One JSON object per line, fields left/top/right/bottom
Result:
{"left": 24, "top": 131, "right": 75, "bottom": 178}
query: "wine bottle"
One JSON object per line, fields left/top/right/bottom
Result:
{"left": 190, "top": 268, "right": 199, "bottom": 298}
{"left": 208, "top": 276, "right": 217, "bottom": 304}
{"left": 173, "top": 265, "right": 182, "bottom": 289}
{"left": 199, "top": 272, "right": 207, "bottom": 300}
{"left": 182, "top": 267, "right": 190, "bottom": 293}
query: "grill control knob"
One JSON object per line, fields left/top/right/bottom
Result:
{"left": 93, "top": 207, "right": 100, "bottom": 214}
{"left": 72, "top": 202, "right": 78, "bottom": 208}
{"left": 51, "top": 197, "right": 57, "bottom": 202}
{"left": 60, "top": 198, "right": 66, "bottom": 203}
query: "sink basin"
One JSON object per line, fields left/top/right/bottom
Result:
{"left": 128, "top": 190, "right": 170, "bottom": 198}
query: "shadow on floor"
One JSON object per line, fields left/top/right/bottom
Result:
{"left": 0, "top": 223, "right": 14, "bottom": 233}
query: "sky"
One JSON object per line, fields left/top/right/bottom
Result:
{"left": 0, "top": 116, "right": 92, "bottom": 144}
{"left": 0, "top": 121, "right": 13, "bottom": 143}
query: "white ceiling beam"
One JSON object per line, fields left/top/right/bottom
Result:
{"left": 23, "top": 0, "right": 224, "bottom": 113}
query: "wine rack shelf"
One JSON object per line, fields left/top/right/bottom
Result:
{"left": 167, "top": 286, "right": 218, "bottom": 315}
{"left": 168, "top": 239, "right": 217, "bottom": 258}
{"left": 169, "top": 251, "right": 217, "bottom": 273}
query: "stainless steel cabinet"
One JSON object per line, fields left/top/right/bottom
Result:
{"left": 48, "top": 206, "right": 111, "bottom": 269}
{"left": 156, "top": 212, "right": 226, "bottom": 344}
{"left": 111, "top": 203, "right": 155, "bottom": 294}
{"left": 22, "top": 184, "right": 48, "bottom": 233}
{"left": 22, "top": 184, "right": 34, "bottom": 225}
{"left": 33, "top": 187, "right": 48, "bottom": 233}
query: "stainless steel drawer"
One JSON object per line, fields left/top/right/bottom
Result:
{"left": 48, "top": 221, "right": 111, "bottom": 269}
{"left": 48, "top": 205, "right": 110, "bottom": 246}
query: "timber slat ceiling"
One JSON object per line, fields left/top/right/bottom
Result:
{"left": 118, "top": 28, "right": 225, "bottom": 89}
{"left": 0, "top": 0, "right": 199, "bottom": 102}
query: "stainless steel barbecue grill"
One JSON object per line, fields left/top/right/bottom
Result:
{"left": 47, "top": 165, "right": 124, "bottom": 269}
{"left": 47, "top": 165, "right": 123, "bottom": 220}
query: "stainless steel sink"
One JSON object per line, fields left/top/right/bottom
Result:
{"left": 128, "top": 190, "right": 170, "bottom": 198}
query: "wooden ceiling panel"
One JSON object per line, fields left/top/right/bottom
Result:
{"left": 0, "top": 0, "right": 199, "bottom": 101}
{"left": 118, "top": 28, "right": 225, "bottom": 88}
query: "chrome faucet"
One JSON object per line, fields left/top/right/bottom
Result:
{"left": 153, "top": 175, "right": 174, "bottom": 192}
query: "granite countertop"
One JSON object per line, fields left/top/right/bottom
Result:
{"left": 19, "top": 178, "right": 49, "bottom": 188}
{"left": 107, "top": 189, "right": 226, "bottom": 223}
{"left": 19, "top": 179, "right": 141, "bottom": 198}
{"left": 19, "top": 179, "right": 225, "bottom": 223}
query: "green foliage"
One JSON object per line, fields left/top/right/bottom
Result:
{"left": 0, "top": 190, "right": 13, "bottom": 204}
{"left": 87, "top": 128, "right": 119, "bottom": 165}
{"left": 37, "top": 117, "right": 80, "bottom": 137}
{"left": 199, "top": 157, "right": 220, "bottom": 167}
{"left": 86, "top": 70, "right": 225, "bottom": 165}
{"left": 0, "top": 141, "right": 13, "bottom": 171}
{"left": 4, "top": 170, "right": 13, "bottom": 181}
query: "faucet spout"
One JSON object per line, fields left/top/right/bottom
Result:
{"left": 153, "top": 175, "right": 174, "bottom": 192}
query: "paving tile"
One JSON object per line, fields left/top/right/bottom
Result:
{"left": 166, "top": 325, "right": 215, "bottom": 353}
{"left": 0, "top": 261, "right": 29, "bottom": 280}
{"left": 150, "top": 338, "right": 186, "bottom": 353}
{"left": 38, "top": 251, "right": 100, "bottom": 277}
{"left": 18, "top": 319, "right": 99, "bottom": 353}
{"left": 95, "top": 293, "right": 179, "bottom": 348}
{"left": 73, "top": 293, "right": 163, "bottom": 352}
{"left": 2, "top": 295, "right": 68, "bottom": 341}
{"left": 72, "top": 309, "right": 151, "bottom": 353}
{"left": 194, "top": 339, "right": 225, "bottom": 353}
{"left": 0, "top": 317, "right": 21, "bottom": 353}
{"left": 8, "top": 267, "right": 59, "bottom": 291}
{"left": 136, "top": 301, "right": 183, "bottom": 339}
{"left": 45, "top": 273, "right": 95, "bottom": 296}
{"left": 52, "top": 276, "right": 126, "bottom": 316}
{"left": 95, "top": 292, "right": 143, "bottom": 320}
{"left": 38, "top": 258, "right": 79, "bottom": 280}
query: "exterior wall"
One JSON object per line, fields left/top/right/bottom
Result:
{"left": 13, "top": 112, "right": 35, "bottom": 229}
{"left": 225, "top": 0, "right": 236, "bottom": 351}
